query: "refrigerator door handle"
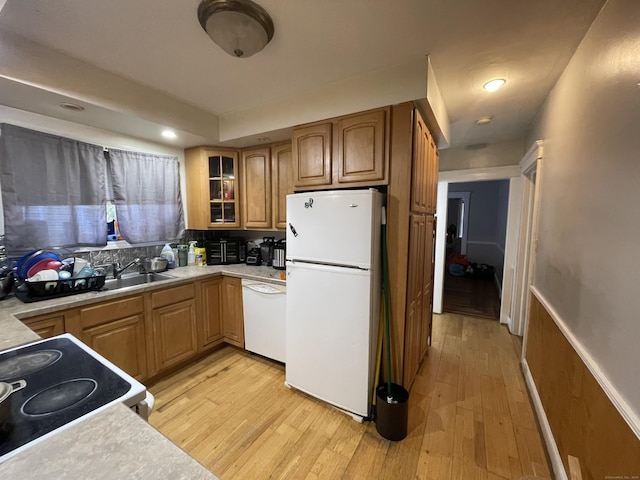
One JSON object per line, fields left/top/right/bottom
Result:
{"left": 287, "top": 259, "right": 370, "bottom": 272}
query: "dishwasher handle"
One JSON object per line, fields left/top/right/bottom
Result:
{"left": 243, "top": 283, "right": 285, "bottom": 295}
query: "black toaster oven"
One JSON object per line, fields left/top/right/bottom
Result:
{"left": 205, "top": 238, "right": 246, "bottom": 265}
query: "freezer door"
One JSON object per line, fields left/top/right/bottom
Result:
{"left": 285, "top": 262, "right": 378, "bottom": 417}
{"left": 286, "top": 189, "right": 382, "bottom": 269}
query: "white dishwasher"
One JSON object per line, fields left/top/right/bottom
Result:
{"left": 242, "top": 279, "right": 286, "bottom": 363}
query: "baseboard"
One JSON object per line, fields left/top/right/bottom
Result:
{"left": 531, "top": 286, "right": 640, "bottom": 440}
{"left": 521, "top": 358, "right": 567, "bottom": 480}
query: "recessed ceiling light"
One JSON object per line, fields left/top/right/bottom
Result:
{"left": 256, "top": 136, "right": 271, "bottom": 142}
{"left": 475, "top": 116, "right": 493, "bottom": 125}
{"left": 59, "top": 102, "right": 85, "bottom": 112}
{"left": 161, "top": 129, "right": 177, "bottom": 139}
{"left": 483, "top": 79, "right": 506, "bottom": 92}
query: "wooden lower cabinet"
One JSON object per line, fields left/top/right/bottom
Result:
{"left": 70, "top": 295, "right": 149, "bottom": 382}
{"left": 386, "top": 102, "right": 439, "bottom": 390}
{"left": 197, "top": 277, "right": 224, "bottom": 350}
{"left": 21, "top": 274, "right": 247, "bottom": 381}
{"left": 403, "top": 214, "right": 426, "bottom": 387}
{"left": 402, "top": 213, "right": 435, "bottom": 389}
{"left": 151, "top": 283, "right": 198, "bottom": 373}
{"left": 420, "top": 216, "right": 436, "bottom": 358}
{"left": 20, "top": 313, "right": 64, "bottom": 339}
{"left": 221, "top": 276, "right": 244, "bottom": 348}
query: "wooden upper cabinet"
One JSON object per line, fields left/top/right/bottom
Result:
{"left": 335, "top": 108, "right": 388, "bottom": 184}
{"left": 185, "top": 147, "right": 240, "bottom": 229}
{"left": 292, "top": 108, "right": 389, "bottom": 191}
{"left": 427, "top": 137, "right": 439, "bottom": 214}
{"left": 412, "top": 109, "right": 439, "bottom": 215}
{"left": 292, "top": 122, "right": 332, "bottom": 187}
{"left": 272, "top": 142, "right": 293, "bottom": 230}
{"left": 242, "top": 146, "right": 272, "bottom": 229}
{"left": 411, "top": 111, "right": 430, "bottom": 214}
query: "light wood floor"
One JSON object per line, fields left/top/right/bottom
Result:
{"left": 443, "top": 274, "right": 501, "bottom": 320}
{"left": 148, "top": 313, "right": 551, "bottom": 479}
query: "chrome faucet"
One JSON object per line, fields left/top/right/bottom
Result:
{"left": 112, "top": 257, "right": 145, "bottom": 279}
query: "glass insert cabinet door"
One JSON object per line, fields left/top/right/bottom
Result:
{"left": 208, "top": 155, "right": 237, "bottom": 224}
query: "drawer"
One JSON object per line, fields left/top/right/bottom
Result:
{"left": 79, "top": 295, "right": 144, "bottom": 328}
{"left": 151, "top": 283, "right": 195, "bottom": 309}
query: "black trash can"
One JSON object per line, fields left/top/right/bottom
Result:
{"left": 375, "top": 383, "right": 409, "bottom": 441}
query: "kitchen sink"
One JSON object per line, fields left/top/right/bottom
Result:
{"left": 102, "top": 272, "right": 175, "bottom": 290}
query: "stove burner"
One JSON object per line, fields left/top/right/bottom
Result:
{"left": 0, "top": 350, "right": 62, "bottom": 381}
{"left": 21, "top": 378, "right": 97, "bottom": 417}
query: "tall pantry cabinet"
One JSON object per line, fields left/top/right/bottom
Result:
{"left": 387, "top": 103, "right": 439, "bottom": 390}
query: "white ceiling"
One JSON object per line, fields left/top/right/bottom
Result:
{"left": 0, "top": 0, "right": 605, "bottom": 149}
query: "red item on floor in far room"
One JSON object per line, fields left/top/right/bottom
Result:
{"left": 446, "top": 253, "right": 470, "bottom": 267}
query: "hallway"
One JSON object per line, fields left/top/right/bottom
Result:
{"left": 148, "top": 313, "right": 550, "bottom": 479}
{"left": 443, "top": 272, "right": 501, "bottom": 320}
{"left": 410, "top": 313, "right": 550, "bottom": 478}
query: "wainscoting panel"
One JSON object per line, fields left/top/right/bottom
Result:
{"left": 525, "top": 293, "right": 640, "bottom": 478}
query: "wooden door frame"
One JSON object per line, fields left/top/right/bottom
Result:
{"left": 515, "top": 140, "right": 544, "bottom": 344}
{"left": 433, "top": 165, "right": 522, "bottom": 330}
{"left": 446, "top": 191, "right": 470, "bottom": 255}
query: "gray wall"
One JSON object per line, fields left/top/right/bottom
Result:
{"left": 449, "top": 179, "right": 509, "bottom": 283}
{"left": 439, "top": 140, "right": 524, "bottom": 171}
{"left": 527, "top": 0, "right": 640, "bottom": 419}
{"left": 496, "top": 180, "right": 509, "bottom": 252}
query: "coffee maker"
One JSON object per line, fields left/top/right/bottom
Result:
{"left": 259, "top": 237, "right": 275, "bottom": 267}
{"left": 272, "top": 239, "right": 286, "bottom": 270}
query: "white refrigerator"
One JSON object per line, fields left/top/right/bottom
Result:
{"left": 285, "top": 188, "right": 383, "bottom": 421}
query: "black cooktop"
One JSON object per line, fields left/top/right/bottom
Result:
{"left": 0, "top": 335, "right": 140, "bottom": 462}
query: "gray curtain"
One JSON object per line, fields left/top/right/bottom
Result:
{"left": 108, "top": 149, "right": 184, "bottom": 244}
{"left": 0, "top": 124, "right": 107, "bottom": 252}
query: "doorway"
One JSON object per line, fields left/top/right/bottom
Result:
{"left": 446, "top": 192, "right": 469, "bottom": 256}
{"left": 433, "top": 141, "right": 543, "bottom": 335}
{"left": 514, "top": 141, "right": 543, "bottom": 345}
{"left": 433, "top": 165, "right": 523, "bottom": 329}
{"left": 442, "top": 180, "right": 509, "bottom": 320}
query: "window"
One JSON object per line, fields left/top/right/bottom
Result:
{"left": 0, "top": 124, "right": 107, "bottom": 253}
{"left": 0, "top": 124, "right": 184, "bottom": 252}
{"left": 108, "top": 149, "right": 184, "bottom": 244}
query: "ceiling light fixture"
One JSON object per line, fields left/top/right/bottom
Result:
{"left": 161, "top": 129, "right": 177, "bottom": 139}
{"left": 483, "top": 79, "right": 506, "bottom": 92}
{"left": 59, "top": 102, "right": 85, "bottom": 112}
{"left": 197, "top": 0, "right": 274, "bottom": 58}
{"left": 475, "top": 116, "right": 493, "bottom": 125}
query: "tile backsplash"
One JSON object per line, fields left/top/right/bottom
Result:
{"left": 73, "top": 244, "right": 164, "bottom": 274}
{"left": 7, "top": 228, "right": 285, "bottom": 276}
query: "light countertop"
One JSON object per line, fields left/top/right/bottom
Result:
{"left": 2, "top": 264, "right": 285, "bottom": 323}
{"left": 0, "top": 263, "right": 285, "bottom": 478}
{"left": 0, "top": 403, "right": 216, "bottom": 479}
